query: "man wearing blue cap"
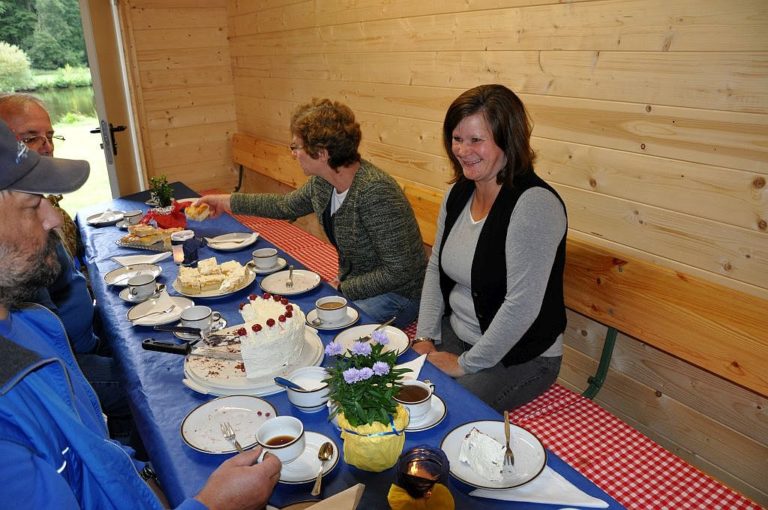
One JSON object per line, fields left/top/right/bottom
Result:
{"left": 0, "top": 120, "right": 280, "bottom": 509}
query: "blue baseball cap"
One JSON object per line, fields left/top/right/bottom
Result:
{"left": 0, "top": 120, "right": 89, "bottom": 194}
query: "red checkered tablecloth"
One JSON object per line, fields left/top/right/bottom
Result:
{"left": 230, "top": 212, "right": 761, "bottom": 510}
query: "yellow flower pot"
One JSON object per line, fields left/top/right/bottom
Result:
{"left": 338, "top": 405, "right": 409, "bottom": 472}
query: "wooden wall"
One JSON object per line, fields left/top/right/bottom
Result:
{"left": 118, "top": 0, "right": 238, "bottom": 191}
{"left": 112, "top": 0, "right": 767, "bottom": 503}
{"left": 224, "top": 0, "right": 768, "bottom": 502}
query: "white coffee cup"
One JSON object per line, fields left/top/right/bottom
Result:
{"left": 180, "top": 305, "right": 221, "bottom": 335}
{"left": 252, "top": 248, "right": 278, "bottom": 269}
{"left": 256, "top": 416, "right": 305, "bottom": 464}
{"left": 394, "top": 380, "right": 435, "bottom": 423}
{"left": 127, "top": 274, "right": 157, "bottom": 300}
{"left": 123, "top": 210, "right": 143, "bottom": 225}
{"left": 315, "top": 296, "right": 348, "bottom": 324}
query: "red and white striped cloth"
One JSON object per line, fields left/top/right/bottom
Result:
{"left": 231, "top": 212, "right": 761, "bottom": 510}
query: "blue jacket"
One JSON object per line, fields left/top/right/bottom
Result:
{"left": 0, "top": 305, "right": 204, "bottom": 509}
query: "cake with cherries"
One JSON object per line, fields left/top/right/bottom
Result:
{"left": 458, "top": 427, "right": 505, "bottom": 481}
{"left": 235, "top": 293, "right": 306, "bottom": 378}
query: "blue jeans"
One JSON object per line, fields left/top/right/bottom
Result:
{"left": 352, "top": 292, "right": 420, "bottom": 329}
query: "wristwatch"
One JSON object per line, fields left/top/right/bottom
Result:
{"left": 411, "top": 337, "right": 435, "bottom": 345}
{"left": 139, "top": 464, "right": 158, "bottom": 483}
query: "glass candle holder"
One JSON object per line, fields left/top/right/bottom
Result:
{"left": 394, "top": 445, "right": 450, "bottom": 499}
{"left": 171, "top": 230, "right": 195, "bottom": 264}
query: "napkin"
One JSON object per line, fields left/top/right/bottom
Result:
{"left": 304, "top": 483, "right": 365, "bottom": 509}
{"left": 470, "top": 466, "right": 609, "bottom": 508}
{"left": 131, "top": 291, "right": 176, "bottom": 326}
{"left": 396, "top": 354, "right": 426, "bottom": 380}
{"left": 111, "top": 252, "right": 171, "bottom": 267}
{"left": 90, "top": 209, "right": 123, "bottom": 223}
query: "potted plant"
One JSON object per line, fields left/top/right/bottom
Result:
{"left": 146, "top": 175, "right": 186, "bottom": 228}
{"left": 324, "top": 330, "right": 411, "bottom": 472}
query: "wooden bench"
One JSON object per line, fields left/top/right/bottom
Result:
{"left": 232, "top": 133, "right": 768, "bottom": 398}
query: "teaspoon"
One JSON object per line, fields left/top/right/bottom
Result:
{"left": 311, "top": 442, "right": 334, "bottom": 496}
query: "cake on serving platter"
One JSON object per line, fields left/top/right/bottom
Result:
{"left": 121, "top": 224, "right": 182, "bottom": 248}
{"left": 458, "top": 427, "right": 505, "bottom": 481}
{"left": 235, "top": 293, "right": 306, "bottom": 379}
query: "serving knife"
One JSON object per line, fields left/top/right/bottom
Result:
{"left": 152, "top": 325, "right": 240, "bottom": 345}
{"left": 142, "top": 338, "right": 242, "bottom": 361}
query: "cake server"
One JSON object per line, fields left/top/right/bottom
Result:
{"left": 141, "top": 338, "right": 242, "bottom": 361}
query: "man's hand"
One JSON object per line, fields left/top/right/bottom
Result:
{"left": 195, "top": 195, "right": 232, "bottom": 218}
{"left": 195, "top": 448, "right": 281, "bottom": 510}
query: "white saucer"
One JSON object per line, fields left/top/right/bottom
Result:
{"left": 247, "top": 257, "right": 288, "bottom": 275}
{"left": 305, "top": 307, "right": 360, "bottom": 330}
{"left": 127, "top": 294, "right": 195, "bottom": 327}
{"left": 118, "top": 284, "right": 166, "bottom": 303}
{"left": 279, "top": 432, "right": 339, "bottom": 484}
{"left": 405, "top": 394, "right": 447, "bottom": 432}
{"left": 173, "top": 316, "right": 228, "bottom": 341}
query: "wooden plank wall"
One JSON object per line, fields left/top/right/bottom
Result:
{"left": 224, "top": 0, "right": 768, "bottom": 502}
{"left": 118, "top": 0, "right": 238, "bottom": 191}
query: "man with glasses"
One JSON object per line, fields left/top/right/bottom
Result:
{"left": 0, "top": 93, "right": 78, "bottom": 256}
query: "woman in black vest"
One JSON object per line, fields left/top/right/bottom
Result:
{"left": 413, "top": 84, "right": 568, "bottom": 412}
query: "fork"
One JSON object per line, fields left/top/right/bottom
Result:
{"left": 503, "top": 410, "right": 515, "bottom": 466}
{"left": 357, "top": 316, "right": 396, "bottom": 342}
{"left": 220, "top": 421, "right": 244, "bottom": 453}
{"left": 286, "top": 265, "right": 294, "bottom": 288}
{"left": 132, "top": 304, "right": 176, "bottom": 321}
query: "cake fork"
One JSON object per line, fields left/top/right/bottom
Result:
{"left": 286, "top": 265, "right": 294, "bottom": 288}
{"left": 220, "top": 421, "right": 244, "bottom": 453}
{"left": 503, "top": 410, "right": 515, "bottom": 466}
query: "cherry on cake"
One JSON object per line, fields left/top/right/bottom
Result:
{"left": 236, "top": 293, "right": 306, "bottom": 379}
{"left": 458, "top": 427, "right": 505, "bottom": 481}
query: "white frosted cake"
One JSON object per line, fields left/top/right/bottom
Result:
{"left": 235, "top": 293, "right": 306, "bottom": 378}
{"left": 458, "top": 427, "right": 505, "bottom": 481}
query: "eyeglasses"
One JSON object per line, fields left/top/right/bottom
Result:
{"left": 19, "top": 134, "right": 65, "bottom": 148}
{"left": 289, "top": 143, "right": 304, "bottom": 153}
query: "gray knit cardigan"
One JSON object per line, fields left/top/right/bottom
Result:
{"left": 230, "top": 160, "right": 426, "bottom": 301}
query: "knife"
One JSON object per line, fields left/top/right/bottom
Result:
{"left": 152, "top": 325, "right": 240, "bottom": 344}
{"left": 142, "top": 338, "right": 242, "bottom": 361}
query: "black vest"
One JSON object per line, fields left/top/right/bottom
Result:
{"left": 438, "top": 172, "right": 567, "bottom": 366}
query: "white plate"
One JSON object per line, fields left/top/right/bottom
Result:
{"left": 440, "top": 420, "right": 547, "bottom": 489}
{"left": 86, "top": 210, "right": 124, "bottom": 226}
{"left": 332, "top": 324, "right": 410, "bottom": 357}
{"left": 118, "top": 283, "right": 165, "bottom": 303}
{"left": 104, "top": 263, "right": 162, "bottom": 286}
{"left": 127, "top": 294, "right": 195, "bottom": 326}
{"left": 206, "top": 232, "right": 259, "bottom": 252}
{"left": 279, "top": 432, "right": 338, "bottom": 484}
{"left": 180, "top": 395, "right": 277, "bottom": 454}
{"left": 246, "top": 258, "right": 288, "bottom": 275}
{"left": 260, "top": 269, "right": 321, "bottom": 296}
{"left": 406, "top": 394, "right": 447, "bottom": 432}
{"left": 172, "top": 266, "right": 256, "bottom": 299}
{"left": 184, "top": 328, "right": 325, "bottom": 397}
{"left": 305, "top": 307, "right": 360, "bottom": 330}
{"left": 173, "top": 316, "right": 228, "bottom": 341}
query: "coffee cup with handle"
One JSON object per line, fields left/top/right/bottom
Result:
{"left": 394, "top": 379, "right": 435, "bottom": 423}
{"left": 315, "top": 296, "right": 348, "bottom": 325}
{"left": 255, "top": 416, "right": 305, "bottom": 464}
{"left": 180, "top": 305, "right": 221, "bottom": 335}
{"left": 127, "top": 273, "right": 158, "bottom": 301}
{"left": 252, "top": 248, "right": 278, "bottom": 269}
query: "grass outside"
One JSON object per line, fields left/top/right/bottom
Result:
{"left": 52, "top": 116, "right": 112, "bottom": 218}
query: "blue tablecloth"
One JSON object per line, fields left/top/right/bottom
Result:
{"left": 77, "top": 183, "right": 621, "bottom": 509}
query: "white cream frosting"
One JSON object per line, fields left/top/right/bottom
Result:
{"left": 237, "top": 294, "right": 305, "bottom": 379}
{"left": 458, "top": 427, "right": 505, "bottom": 481}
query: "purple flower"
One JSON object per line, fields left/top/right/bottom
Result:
{"left": 358, "top": 367, "right": 374, "bottom": 381}
{"left": 325, "top": 342, "right": 344, "bottom": 357}
{"left": 343, "top": 368, "right": 362, "bottom": 384}
{"left": 371, "top": 330, "right": 389, "bottom": 345}
{"left": 372, "top": 361, "right": 390, "bottom": 376}
{"left": 350, "top": 341, "right": 372, "bottom": 356}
